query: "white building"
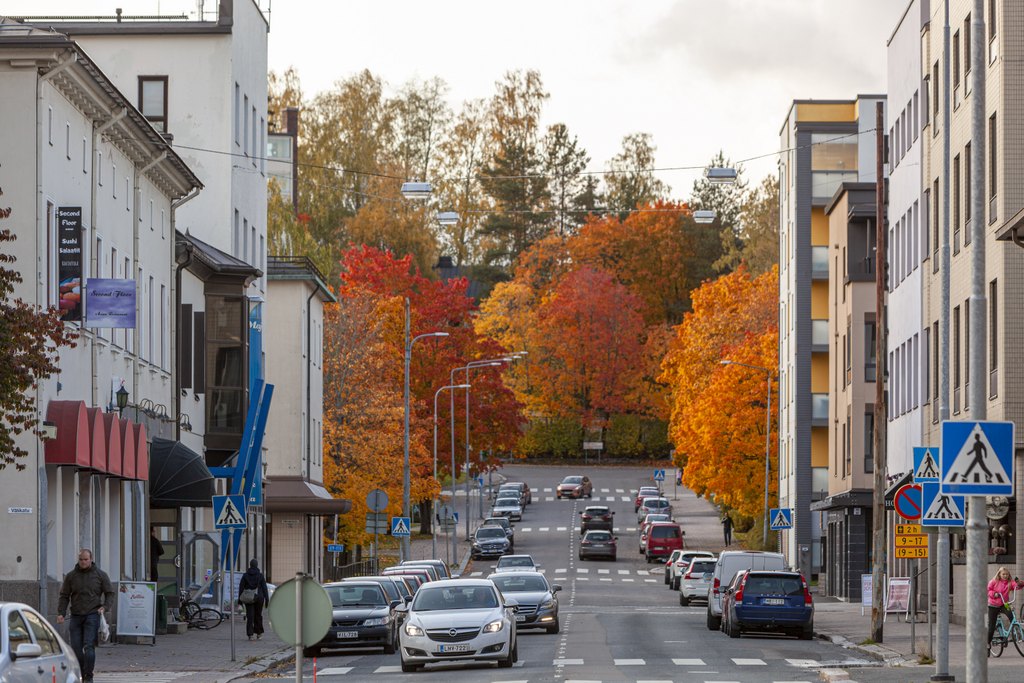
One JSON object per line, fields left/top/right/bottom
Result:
{"left": 0, "top": 22, "right": 200, "bottom": 611}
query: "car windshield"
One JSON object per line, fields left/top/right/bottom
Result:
{"left": 745, "top": 575, "right": 804, "bottom": 595}
{"left": 562, "top": 476, "right": 582, "bottom": 484}
{"left": 477, "top": 527, "right": 506, "bottom": 539}
{"left": 644, "top": 514, "right": 669, "bottom": 524}
{"left": 638, "top": 488, "right": 659, "bottom": 497}
{"left": 497, "top": 556, "right": 534, "bottom": 568}
{"left": 490, "top": 575, "right": 549, "bottom": 592}
{"left": 585, "top": 532, "right": 612, "bottom": 542}
{"left": 644, "top": 499, "right": 669, "bottom": 508}
{"left": 325, "top": 584, "right": 385, "bottom": 607}
{"left": 412, "top": 586, "right": 499, "bottom": 611}
{"left": 485, "top": 518, "right": 508, "bottom": 527}
{"left": 495, "top": 498, "right": 519, "bottom": 507}
{"left": 585, "top": 507, "right": 609, "bottom": 515}
{"left": 651, "top": 525, "right": 681, "bottom": 539}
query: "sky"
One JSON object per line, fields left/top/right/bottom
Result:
{"left": 5, "top": 0, "right": 907, "bottom": 195}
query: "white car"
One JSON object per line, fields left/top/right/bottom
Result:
{"left": 396, "top": 579, "right": 518, "bottom": 672}
{"left": 0, "top": 601, "right": 82, "bottom": 683}
{"left": 490, "top": 497, "right": 523, "bottom": 522}
{"left": 667, "top": 550, "right": 716, "bottom": 590}
{"left": 493, "top": 554, "right": 540, "bottom": 573}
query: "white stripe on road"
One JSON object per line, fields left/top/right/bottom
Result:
{"left": 785, "top": 659, "right": 821, "bottom": 667}
{"left": 557, "top": 526, "right": 567, "bottom": 531}
{"left": 469, "top": 571, "right": 482, "bottom": 576}
{"left": 520, "top": 527, "right": 532, "bottom": 532}
{"left": 614, "top": 658, "right": 646, "bottom": 665}
{"left": 672, "top": 658, "right": 706, "bottom": 665}
{"left": 605, "top": 496, "right": 615, "bottom": 501}
{"left": 598, "top": 569, "right": 610, "bottom": 574}
{"left": 555, "top": 568, "right": 567, "bottom": 573}
{"left": 644, "top": 579, "right": 657, "bottom": 583}
{"left": 733, "top": 658, "right": 767, "bottom": 665}
{"left": 622, "top": 578, "right": 635, "bottom": 582}
{"left": 600, "top": 578, "right": 612, "bottom": 582}
{"left": 554, "top": 658, "right": 585, "bottom": 665}
{"left": 600, "top": 488, "right": 610, "bottom": 492}
{"left": 317, "top": 668, "right": 353, "bottom": 675}
{"left": 620, "top": 496, "right": 631, "bottom": 502}
{"left": 540, "top": 527, "right": 550, "bottom": 531}
{"left": 93, "top": 675, "right": 190, "bottom": 683}
{"left": 544, "top": 496, "right": 554, "bottom": 501}
{"left": 617, "top": 569, "right": 630, "bottom": 575}
{"left": 616, "top": 488, "right": 625, "bottom": 493}
{"left": 635, "top": 571, "right": 648, "bottom": 576}
{"left": 542, "top": 487, "right": 552, "bottom": 492}
{"left": 374, "top": 666, "right": 402, "bottom": 673}
{"left": 577, "top": 568, "right": 589, "bottom": 574}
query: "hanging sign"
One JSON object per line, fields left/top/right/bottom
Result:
{"left": 57, "top": 206, "right": 83, "bottom": 321}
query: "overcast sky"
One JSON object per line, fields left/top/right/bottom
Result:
{"left": 6, "top": 0, "right": 906, "bottom": 195}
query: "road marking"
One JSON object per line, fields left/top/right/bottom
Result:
{"left": 539, "top": 527, "right": 550, "bottom": 531}
{"left": 598, "top": 569, "right": 610, "bottom": 574}
{"left": 600, "top": 488, "right": 610, "bottom": 492}
{"left": 622, "top": 578, "right": 635, "bottom": 582}
{"left": 316, "top": 668, "right": 353, "bottom": 675}
{"left": 93, "top": 675, "right": 190, "bottom": 683}
{"left": 373, "top": 665, "right": 402, "bottom": 673}
{"left": 635, "top": 571, "right": 648, "bottom": 576}
{"left": 786, "top": 659, "right": 820, "bottom": 667}
{"left": 557, "top": 526, "right": 568, "bottom": 531}
{"left": 600, "top": 578, "right": 612, "bottom": 582}
{"left": 577, "top": 568, "right": 589, "bottom": 574}
{"left": 617, "top": 569, "right": 630, "bottom": 575}
{"left": 616, "top": 488, "right": 625, "bottom": 493}
{"left": 673, "top": 657, "right": 706, "bottom": 665}
{"left": 542, "top": 487, "right": 552, "bottom": 492}
{"left": 554, "top": 658, "right": 585, "bottom": 665}
{"left": 626, "top": 527, "right": 637, "bottom": 531}
{"left": 621, "top": 496, "right": 631, "bottom": 501}
{"left": 603, "top": 496, "right": 614, "bottom": 501}
{"left": 615, "top": 658, "right": 646, "bottom": 665}
{"left": 555, "top": 568, "right": 567, "bottom": 573}
{"left": 578, "top": 576, "right": 590, "bottom": 580}
{"left": 733, "top": 658, "right": 767, "bottom": 665}
{"left": 520, "top": 527, "right": 532, "bottom": 532}
{"left": 644, "top": 579, "right": 657, "bottom": 583}
{"left": 470, "top": 571, "right": 483, "bottom": 576}
{"left": 544, "top": 496, "right": 555, "bottom": 501}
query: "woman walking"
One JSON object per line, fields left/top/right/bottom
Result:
{"left": 238, "top": 559, "right": 270, "bottom": 640}
{"left": 987, "top": 566, "right": 1023, "bottom": 653}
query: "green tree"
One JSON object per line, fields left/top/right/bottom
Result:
{"left": 435, "top": 99, "right": 492, "bottom": 267}
{"left": 603, "top": 133, "right": 668, "bottom": 218}
{"left": 719, "top": 174, "right": 780, "bottom": 275}
{"left": 266, "top": 182, "right": 333, "bottom": 276}
{"left": 541, "top": 123, "right": 590, "bottom": 238}
{"left": 689, "top": 151, "right": 748, "bottom": 272}
{"left": 0, "top": 229, "right": 78, "bottom": 470}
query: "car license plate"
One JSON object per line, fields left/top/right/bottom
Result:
{"left": 516, "top": 614, "right": 526, "bottom": 622}
{"left": 336, "top": 631, "right": 358, "bottom": 638}
{"left": 764, "top": 598, "right": 785, "bottom": 605}
{"left": 438, "top": 643, "right": 470, "bottom": 653}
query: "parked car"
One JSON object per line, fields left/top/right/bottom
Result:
{"left": 488, "top": 571, "right": 561, "bottom": 633}
{"left": 484, "top": 516, "right": 515, "bottom": 549}
{"left": 395, "top": 578, "right": 518, "bottom": 671}
{"left": 706, "top": 550, "right": 786, "bottom": 630}
{"left": 664, "top": 549, "right": 685, "bottom": 585}
{"left": 636, "top": 497, "right": 672, "bottom": 524}
{"left": 719, "top": 570, "right": 749, "bottom": 635}
{"left": 341, "top": 575, "right": 408, "bottom": 604}
{"left": 381, "top": 567, "right": 432, "bottom": 590}
{"left": 579, "top": 505, "right": 614, "bottom": 534}
{"left": 471, "top": 526, "right": 512, "bottom": 560}
{"left": 669, "top": 550, "right": 716, "bottom": 590}
{"left": 401, "top": 559, "right": 452, "bottom": 579}
{"left": 305, "top": 581, "right": 399, "bottom": 657}
{"left": 723, "top": 570, "right": 814, "bottom": 640}
{"left": 638, "top": 513, "right": 671, "bottom": 553}
{"left": 578, "top": 530, "right": 618, "bottom": 561}
{"left": 644, "top": 521, "right": 684, "bottom": 563}
{"left": 499, "top": 481, "right": 532, "bottom": 505}
{"left": 494, "top": 555, "right": 540, "bottom": 573}
{"left": 679, "top": 557, "right": 718, "bottom": 606}
{"left": 634, "top": 486, "right": 661, "bottom": 512}
{"left": 0, "top": 601, "right": 81, "bottom": 683}
{"left": 496, "top": 485, "right": 528, "bottom": 508}
{"left": 556, "top": 475, "right": 592, "bottom": 499}
{"left": 490, "top": 497, "right": 523, "bottom": 522}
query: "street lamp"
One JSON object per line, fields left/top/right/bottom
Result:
{"left": 720, "top": 359, "right": 774, "bottom": 547}
{"left": 693, "top": 210, "right": 716, "bottom": 224}
{"left": 402, "top": 299, "right": 449, "bottom": 562}
{"left": 434, "top": 383, "right": 469, "bottom": 561}
{"left": 704, "top": 167, "right": 738, "bottom": 185}
{"left": 400, "top": 181, "right": 432, "bottom": 200}
{"left": 115, "top": 385, "right": 130, "bottom": 416}
{"left": 436, "top": 211, "right": 459, "bottom": 226}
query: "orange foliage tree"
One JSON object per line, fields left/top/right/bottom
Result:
{"left": 659, "top": 266, "right": 779, "bottom": 520}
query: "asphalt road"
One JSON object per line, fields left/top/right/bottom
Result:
{"left": 240, "top": 463, "right": 876, "bottom": 683}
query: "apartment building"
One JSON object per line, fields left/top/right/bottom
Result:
{"left": 778, "top": 96, "right": 886, "bottom": 580}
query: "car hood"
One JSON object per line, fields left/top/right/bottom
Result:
{"left": 499, "top": 590, "right": 550, "bottom": 603}
{"left": 491, "top": 505, "right": 520, "bottom": 512}
{"left": 331, "top": 605, "right": 391, "bottom": 619}
{"left": 411, "top": 607, "right": 503, "bottom": 629}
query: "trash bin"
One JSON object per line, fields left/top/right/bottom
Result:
{"left": 156, "top": 594, "right": 168, "bottom": 634}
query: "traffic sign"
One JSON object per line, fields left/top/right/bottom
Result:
{"left": 920, "top": 482, "right": 966, "bottom": 527}
{"left": 327, "top": 544, "right": 345, "bottom": 553}
{"left": 653, "top": 469, "right": 666, "bottom": 482}
{"left": 893, "top": 484, "right": 923, "bottom": 521}
{"left": 364, "top": 512, "right": 388, "bottom": 534}
{"left": 913, "top": 447, "right": 940, "bottom": 482}
{"left": 366, "top": 488, "right": 389, "bottom": 513}
{"left": 941, "top": 420, "right": 1015, "bottom": 495}
{"left": 769, "top": 507, "right": 793, "bottom": 530}
{"left": 268, "top": 575, "right": 332, "bottom": 647}
{"left": 895, "top": 535, "right": 928, "bottom": 547}
{"left": 894, "top": 546, "right": 928, "bottom": 559}
{"left": 391, "top": 516, "right": 411, "bottom": 537}
{"left": 212, "top": 494, "right": 247, "bottom": 529}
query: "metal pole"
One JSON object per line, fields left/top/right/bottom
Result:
{"left": 402, "top": 298, "right": 411, "bottom": 563}
{"left": 295, "top": 573, "right": 303, "bottom": 683}
{"left": 450, "top": 394, "right": 458, "bottom": 564}
{"left": 763, "top": 370, "right": 772, "bottom": 548}
{"left": 229, "top": 533, "right": 235, "bottom": 662}
{"left": 433, "top": 391, "right": 440, "bottom": 561}
{"left": 928, "top": 557, "right": 933, "bottom": 659}
{"left": 870, "top": 100, "right": 888, "bottom": 644}
{"left": 465, "top": 370, "right": 472, "bottom": 541}
{"left": 966, "top": 2, "right": 989, "bottom": 680}
{"left": 911, "top": 560, "right": 917, "bottom": 654}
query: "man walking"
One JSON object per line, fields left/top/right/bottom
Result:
{"left": 57, "top": 548, "right": 114, "bottom": 683}
{"left": 721, "top": 514, "right": 733, "bottom": 546}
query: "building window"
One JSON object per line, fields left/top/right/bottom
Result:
{"left": 964, "top": 16, "right": 972, "bottom": 79}
{"left": 964, "top": 299, "right": 970, "bottom": 410}
{"left": 989, "top": 113, "right": 997, "bottom": 207}
{"left": 932, "top": 179, "right": 940, "bottom": 271}
{"left": 923, "top": 325, "right": 931, "bottom": 403}
{"left": 922, "top": 77, "right": 931, "bottom": 128}
{"left": 243, "top": 94, "right": 249, "bottom": 156}
{"left": 161, "top": 284, "right": 167, "bottom": 370}
{"left": 932, "top": 321, "right": 939, "bottom": 400}
{"left": 139, "top": 76, "right": 168, "bottom": 133}
{"left": 953, "top": 155, "right": 961, "bottom": 253}
{"left": 913, "top": 91, "right": 919, "bottom": 141}
{"left": 148, "top": 275, "right": 154, "bottom": 362}
{"left": 97, "top": 151, "right": 103, "bottom": 186}
{"left": 953, "top": 31, "right": 961, "bottom": 91}
{"left": 812, "top": 319, "right": 829, "bottom": 346}
{"left": 206, "top": 294, "right": 246, "bottom": 434}
{"left": 912, "top": 333, "right": 919, "bottom": 409}
{"left": 965, "top": 142, "right": 972, "bottom": 245}
{"left": 82, "top": 138, "right": 87, "bottom": 174}
{"left": 812, "top": 393, "right": 829, "bottom": 421}
{"left": 990, "top": 279, "right": 998, "bottom": 398}
{"left": 921, "top": 193, "right": 929, "bottom": 260}
{"left": 234, "top": 82, "right": 240, "bottom": 146}
{"left": 932, "top": 62, "right": 940, "bottom": 128}
{"left": 864, "top": 409, "right": 874, "bottom": 473}
{"left": 865, "top": 316, "right": 877, "bottom": 383}
{"left": 48, "top": 106, "right": 53, "bottom": 145}
{"left": 65, "top": 123, "right": 71, "bottom": 160}
{"left": 953, "top": 306, "right": 961, "bottom": 413}
{"left": 112, "top": 164, "right": 117, "bottom": 199}
{"left": 811, "top": 245, "right": 829, "bottom": 275}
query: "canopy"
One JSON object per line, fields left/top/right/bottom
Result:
{"left": 149, "top": 437, "right": 215, "bottom": 508}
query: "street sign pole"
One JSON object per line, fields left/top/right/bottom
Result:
{"left": 228, "top": 532, "right": 235, "bottom": 662}
{"left": 294, "top": 572, "right": 303, "bottom": 683}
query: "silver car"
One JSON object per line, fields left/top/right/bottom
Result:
{"left": 490, "top": 497, "right": 523, "bottom": 522}
{"left": 488, "top": 571, "right": 561, "bottom": 633}
{"left": 1, "top": 601, "right": 82, "bottom": 683}
{"left": 396, "top": 579, "right": 518, "bottom": 671}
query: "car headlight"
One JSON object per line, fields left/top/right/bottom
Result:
{"left": 540, "top": 599, "right": 555, "bottom": 609}
{"left": 482, "top": 619, "right": 504, "bottom": 633}
{"left": 363, "top": 616, "right": 389, "bottom": 626}
{"left": 404, "top": 622, "right": 424, "bottom": 636}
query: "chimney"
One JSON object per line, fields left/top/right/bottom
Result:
{"left": 285, "top": 107, "right": 299, "bottom": 136}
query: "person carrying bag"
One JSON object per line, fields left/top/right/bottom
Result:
{"left": 238, "top": 559, "right": 270, "bottom": 640}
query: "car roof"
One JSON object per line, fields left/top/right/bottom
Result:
{"left": 582, "top": 529, "right": 612, "bottom": 536}
{"left": 745, "top": 570, "right": 803, "bottom": 577}
{"left": 584, "top": 505, "right": 609, "bottom": 510}
{"left": 498, "top": 554, "right": 535, "bottom": 561}
{"left": 648, "top": 521, "right": 680, "bottom": 527}
{"left": 488, "top": 570, "right": 547, "bottom": 581}
{"left": 418, "top": 578, "right": 494, "bottom": 589}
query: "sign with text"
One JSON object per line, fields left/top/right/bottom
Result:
{"left": 893, "top": 546, "right": 928, "bottom": 559}
{"left": 57, "top": 206, "right": 83, "bottom": 321}
{"left": 861, "top": 574, "right": 873, "bottom": 607}
{"left": 84, "top": 279, "right": 136, "bottom": 328}
{"left": 115, "top": 581, "right": 156, "bottom": 640}
{"left": 885, "top": 577, "right": 911, "bottom": 613}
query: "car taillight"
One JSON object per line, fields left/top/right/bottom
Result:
{"left": 667, "top": 560, "right": 674, "bottom": 567}
{"left": 734, "top": 576, "right": 746, "bottom": 603}
{"left": 712, "top": 577, "right": 720, "bottom": 595}
{"left": 684, "top": 569, "right": 693, "bottom": 579}
{"left": 803, "top": 578, "right": 813, "bottom": 605}
{"left": 581, "top": 540, "right": 591, "bottom": 546}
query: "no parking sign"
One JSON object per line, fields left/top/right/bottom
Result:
{"left": 893, "top": 484, "right": 923, "bottom": 521}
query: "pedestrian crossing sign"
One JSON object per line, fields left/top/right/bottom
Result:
{"left": 769, "top": 507, "right": 793, "bottom": 530}
{"left": 213, "top": 494, "right": 247, "bottom": 529}
{"left": 920, "top": 482, "right": 965, "bottom": 527}
{"left": 391, "top": 516, "right": 411, "bottom": 537}
{"left": 912, "top": 447, "right": 940, "bottom": 483}
{"left": 653, "top": 469, "right": 666, "bottom": 482}
{"left": 940, "top": 421, "right": 1015, "bottom": 495}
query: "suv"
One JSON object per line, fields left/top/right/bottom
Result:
{"left": 484, "top": 516, "right": 515, "bottom": 549}
{"left": 705, "top": 550, "right": 786, "bottom": 630}
{"left": 496, "top": 484, "right": 528, "bottom": 508}
{"left": 636, "top": 497, "right": 672, "bottom": 523}
{"left": 679, "top": 557, "right": 718, "bottom": 606}
{"left": 556, "top": 475, "right": 592, "bottom": 499}
{"left": 634, "top": 486, "right": 661, "bottom": 512}
{"left": 579, "top": 505, "right": 614, "bottom": 534}
{"left": 668, "top": 550, "right": 716, "bottom": 590}
{"left": 722, "top": 570, "right": 814, "bottom": 640}
{"left": 499, "top": 482, "right": 532, "bottom": 505}
{"left": 644, "top": 522, "right": 684, "bottom": 563}
{"left": 471, "top": 526, "right": 511, "bottom": 560}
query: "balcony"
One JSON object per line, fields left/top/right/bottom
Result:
{"left": 811, "top": 319, "right": 829, "bottom": 352}
{"left": 846, "top": 255, "right": 875, "bottom": 283}
{"left": 811, "top": 246, "right": 829, "bottom": 280}
{"left": 811, "top": 393, "right": 829, "bottom": 426}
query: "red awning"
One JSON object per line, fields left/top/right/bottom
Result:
{"left": 119, "top": 418, "right": 136, "bottom": 479}
{"left": 44, "top": 401, "right": 91, "bottom": 467}
{"left": 85, "top": 407, "right": 106, "bottom": 471}
{"left": 134, "top": 423, "right": 149, "bottom": 482}
{"left": 45, "top": 400, "right": 150, "bottom": 481}
{"left": 102, "top": 413, "right": 122, "bottom": 477}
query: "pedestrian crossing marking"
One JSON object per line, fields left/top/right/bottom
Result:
{"left": 785, "top": 659, "right": 820, "bottom": 667}
{"left": 622, "top": 578, "right": 635, "bottom": 582}
{"left": 540, "top": 527, "right": 550, "bottom": 531}
{"left": 600, "top": 488, "right": 610, "bottom": 492}
{"left": 521, "top": 527, "right": 532, "bottom": 532}
{"left": 645, "top": 579, "right": 657, "bottom": 583}
{"left": 554, "top": 658, "right": 585, "bottom": 665}
{"left": 943, "top": 424, "right": 1010, "bottom": 486}
{"left": 614, "top": 658, "right": 646, "bottom": 665}
{"left": 469, "top": 571, "right": 482, "bottom": 576}
{"left": 318, "top": 667, "right": 353, "bottom": 675}
{"left": 605, "top": 496, "right": 615, "bottom": 501}
{"left": 733, "top": 658, "right": 767, "bottom": 665}
{"left": 914, "top": 448, "right": 940, "bottom": 481}
{"left": 214, "top": 495, "right": 246, "bottom": 528}
{"left": 616, "top": 488, "right": 625, "bottom": 493}
{"left": 618, "top": 569, "right": 630, "bottom": 575}
{"left": 600, "top": 578, "right": 612, "bottom": 581}
{"left": 673, "top": 658, "right": 706, "bottom": 665}
{"left": 93, "top": 675, "right": 190, "bottom": 683}
{"left": 557, "top": 526, "right": 567, "bottom": 531}
{"left": 578, "top": 568, "right": 589, "bottom": 574}
{"left": 373, "top": 665, "right": 401, "bottom": 673}
{"left": 621, "top": 496, "right": 631, "bottom": 502}
{"left": 598, "top": 569, "right": 610, "bottom": 574}
{"left": 555, "top": 568, "right": 567, "bottom": 573}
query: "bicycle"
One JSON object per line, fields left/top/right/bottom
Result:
{"left": 178, "top": 588, "right": 224, "bottom": 630}
{"left": 990, "top": 591, "right": 1024, "bottom": 657}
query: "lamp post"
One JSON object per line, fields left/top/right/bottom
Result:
{"left": 720, "top": 360, "right": 773, "bottom": 547}
{"left": 433, "top": 383, "right": 469, "bottom": 561}
{"left": 402, "top": 298, "right": 449, "bottom": 562}
{"left": 115, "top": 385, "right": 130, "bottom": 416}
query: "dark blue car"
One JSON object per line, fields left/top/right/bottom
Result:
{"left": 724, "top": 570, "right": 813, "bottom": 639}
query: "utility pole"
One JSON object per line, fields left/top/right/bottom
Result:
{"left": 870, "top": 100, "right": 888, "bottom": 644}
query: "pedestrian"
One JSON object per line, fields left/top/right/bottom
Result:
{"left": 721, "top": 514, "right": 733, "bottom": 546}
{"left": 57, "top": 548, "right": 114, "bottom": 683}
{"left": 238, "top": 558, "right": 270, "bottom": 640}
{"left": 987, "top": 566, "right": 1024, "bottom": 654}
{"left": 150, "top": 525, "right": 165, "bottom": 583}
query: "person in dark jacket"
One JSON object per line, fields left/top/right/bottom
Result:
{"left": 238, "top": 558, "right": 270, "bottom": 640}
{"left": 57, "top": 548, "right": 115, "bottom": 683}
{"left": 150, "top": 526, "right": 165, "bottom": 582}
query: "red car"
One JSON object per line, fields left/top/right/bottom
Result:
{"left": 644, "top": 522, "right": 684, "bottom": 563}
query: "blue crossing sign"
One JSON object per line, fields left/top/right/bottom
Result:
{"left": 391, "top": 517, "right": 411, "bottom": 537}
{"left": 913, "top": 447, "right": 940, "bottom": 483}
{"left": 940, "top": 421, "right": 1015, "bottom": 495}
{"left": 653, "top": 469, "right": 666, "bottom": 482}
{"left": 213, "top": 494, "right": 247, "bottom": 529}
{"left": 921, "top": 483, "right": 965, "bottom": 527}
{"left": 769, "top": 508, "right": 793, "bottom": 530}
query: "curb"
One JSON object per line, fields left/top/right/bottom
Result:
{"left": 223, "top": 645, "right": 294, "bottom": 682}
{"left": 816, "top": 629, "right": 916, "bottom": 667}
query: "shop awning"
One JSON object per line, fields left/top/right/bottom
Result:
{"left": 149, "top": 437, "right": 215, "bottom": 508}
{"left": 265, "top": 476, "right": 351, "bottom": 514}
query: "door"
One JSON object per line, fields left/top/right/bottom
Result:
{"left": 4, "top": 608, "right": 44, "bottom": 683}
{"left": 22, "top": 609, "right": 72, "bottom": 681}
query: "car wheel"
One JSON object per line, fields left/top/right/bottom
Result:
{"left": 383, "top": 636, "right": 396, "bottom": 655}
{"left": 303, "top": 646, "right": 321, "bottom": 658}
{"left": 547, "top": 619, "right": 560, "bottom": 634}
{"left": 400, "top": 655, "right": 422, "bottom": 673}
{"left": 498, "top": 638, "right": 515, "bottom": 668}
{"left": 672, "top": 577, "right": 680, "bottom": 590}
{"left": 727, "top": 616, "right": 741, "bottom": 638}
{"left": 679, "top": 593, "right": 689, "bottom": 606}
{"left": 645, "top": 553, "right": 653, "bottom": 564}
{"left": 706, "top": 607, "right": 721, "bottom": 631}
{"left": 800, "top": 621, "right": 814, "bottom": 640}
{"left": 578, "top": 554, "right": 584, "bottom": 560}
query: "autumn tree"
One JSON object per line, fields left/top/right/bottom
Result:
{"left": 659, "top": 266, "right": 778, "bottom": 522}
{"left": 0, "top": 229, "right": 78, "bottom": 470}
{"left": 717, "top": 174, "right": 780, "bottom": 275}
{"left": 603, "top": 133, "right": 668, "bottom": 217}
{"left": 268, "top": 67, "right": 304, "bottom": 132}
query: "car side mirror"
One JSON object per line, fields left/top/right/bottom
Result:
{"left": 610, "top": 511, "right": 615, "bottom": 515}
{"left": 552, "top": 584, "right": 562, "bottom": 592}
{"left": 578, "top": 511, "right": 583, "bottom": 515}
{"left": 614, "top": 536, "right": 619, "bottom": 541}
{"left": 13, "top": 643, "right": 43, "bottom": 660}
{"left": 394, "top": 603, "right": 409, "bottom": 612}
{"left": 681, "top": 530, "right": 686, "bottom": 535}
{"left": 389, "top": 599, "right": 402, "bottom": 609}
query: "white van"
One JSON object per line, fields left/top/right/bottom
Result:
{"left": 705, "top": 550, "right": 785, "bottom": 630}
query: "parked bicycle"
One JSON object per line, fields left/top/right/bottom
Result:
{"left": 990, "top": 592, "right": 1024, "bottom": 657}
{"left": 178, "top": 587, "right": 224, "bottom": 630}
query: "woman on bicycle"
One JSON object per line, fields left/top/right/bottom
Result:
{"left": 987, "top": 566, "right": 1024, "bottom": 650}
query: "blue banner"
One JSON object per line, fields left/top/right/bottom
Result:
{"left": 248, "top": 302, "right": 263, "bottom": 395}
{"left": 84, "top": 278, "right": 136, "bottom": 328}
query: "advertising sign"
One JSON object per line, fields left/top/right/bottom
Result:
{"left": 57, "top": 206, "right": 83, "bottom": 321}
{"left": 84, "top": 278, "right": 136, "bottom": 328}
{"left": 861, "top": 574, "right": 872, "bottom": 609}
{"left": 116, "top": 581, "right": 156, "bottom": 640}
{"left": 885, "top": 577, "right": 911, "bottom": 614}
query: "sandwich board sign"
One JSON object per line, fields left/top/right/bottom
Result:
{"left": 769, "top": 507, "right": 793, "bottom": 530}
{"left": 913, "top": 447, "right": 940, "bottom": 482}
{"left": 920, "top": 482, "right": 965, "bottom": 527}
{"left": 940, "top": 421, "right": 1014, "bottom": 495}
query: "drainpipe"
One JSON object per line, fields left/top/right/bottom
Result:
{"left": 306, "top": 285, "right": 317, "bottom": 481}
{"left": 171, "top": 186, "right": 201, "bottom": 442}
